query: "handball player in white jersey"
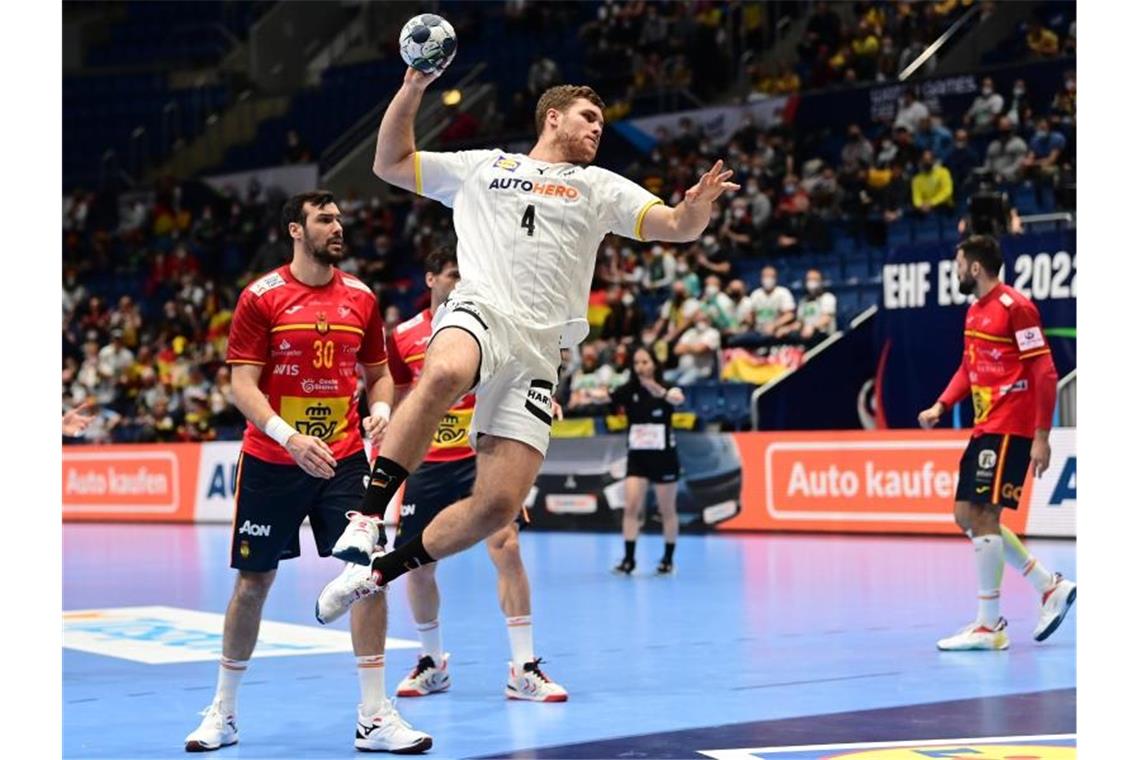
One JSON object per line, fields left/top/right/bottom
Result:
{"left": 323, "top": 65, "right": 739, "bottom": 599}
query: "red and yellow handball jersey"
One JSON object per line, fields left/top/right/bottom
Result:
{"left": 940, "top": 283, "right": 1054, "bottom": 438}
{"left": 387, "top": 308, "right": 476, "bottom": 463}
{"left": 226, "top": 266, "right": 388, "bottom": 464}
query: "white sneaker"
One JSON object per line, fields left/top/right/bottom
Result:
{"left": 316, "top": 556, "right": 384, "bottom": 625}
{"left": 505, "top": 658, "right": 568, "bottom": 702}
{"left": 396, "top": 653, "right": 452, "bottom": 697}
{"left": 355, "top": 699, "right": 432, "bottom": 754}
{"left": 184, "top": 701, "right": 238, "bottom": 752}
{"left": 936, "top": 617, "right": 1010, "bottom": 651}
{"left": 332, "top": 511, "right": 383, "bottom": 565}
{"left": 1034, "top": 573, "right": 1077, "bottom": 642}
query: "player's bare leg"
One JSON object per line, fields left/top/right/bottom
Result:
{"left": 938, "top": 501, "right": 1010, "bottom": 651}
{"left": 350, "top": 587, "right": 431, "bottom": 752}
{"left": 487, "top": 522, "right": 567, "bottom": 701}
{"left": 615, "top": 476, "right": 648, "bottom": 574}
{"left": 334, "top": 328, "right": 481, "bottom": 563}
{"left": 424, "top": 437, "right": 543, "bottom": 558}
{"left": 396, "top": 564, "right": 452, "bottom": 697}
{"left": 654, "top": 482, "right": 679, "bottom": 575}
{"left": 185, "top": 570, "right": 274, "bottom": 751}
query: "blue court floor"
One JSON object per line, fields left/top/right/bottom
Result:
{"left": 63, "top": 524, "right": 1076, "bottom": 759}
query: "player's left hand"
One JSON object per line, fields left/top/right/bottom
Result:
{"left": 552, "top": 401, "right": 564, "bottom": 421}
{"left": 1030, "top": 435, "right": 1051, "bottom": 476}
{"left": 362, "top": 414, "right": 389, "bottom": 448}
{"left": 684, "top": 160, "right": 741, "bottom": 206}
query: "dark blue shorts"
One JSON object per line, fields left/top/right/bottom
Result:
{"left": 230, "top": 449, "right": 381, "bottom": 572}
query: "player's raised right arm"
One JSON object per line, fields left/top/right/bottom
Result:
{"left": 373, "top": 67, "right": 442, "bottom": 192}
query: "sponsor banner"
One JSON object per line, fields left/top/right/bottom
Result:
{"left": 202, "top": 163, "right": 319, "bottom": 199}
{"left": 63, "top": 444, "right": 199, "bottom": 522}
{"left": 721, "top": 430, "right": 1075, "bottom": 537}
{"left": 63, "top": 606, "right": 418, "bottom": 664}
{"left": 195, "top": 441, "right": 243, "bottom": 523}
{"left": 615, "top": 97, "right": 790, "bottom": 151}
{"left": 1025, "top": 428, "right": 1076, "bottom": 537}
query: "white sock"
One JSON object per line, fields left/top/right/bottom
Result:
{"left": 357, "top": 654, "right": 386, "bottom": 714}
{"left": 973, "top": 535, "right": 1004, "bottom": 628}
{"left": 416, "top": 619, "right": 443, "bottom": 663}
{"left": 214, "top": 657, "right": 247, "bottom": 714}
{"left": 506, "top": 615, "right": 534, "bottom": 667}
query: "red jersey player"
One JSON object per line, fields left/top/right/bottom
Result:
{"left": 183, "top": 191, "right": 431, "bottom": 754}
{"left": 918, "top": 234, "right": 1076, "bottom": 651}
{"left": 318, "top": 246, "right": 567, "bottom": 702}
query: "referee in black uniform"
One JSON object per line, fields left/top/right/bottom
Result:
{"left": 607, "top": 345, "right": 686, "bottom": 575}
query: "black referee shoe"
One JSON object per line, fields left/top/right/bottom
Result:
{"left": 612, "top": 558, "right": 635, "bottom": 576}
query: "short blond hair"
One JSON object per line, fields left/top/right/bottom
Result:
{"left": 534, "top": 85, "right": 606, "bottom": 137}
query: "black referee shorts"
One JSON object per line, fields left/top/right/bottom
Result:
{"left": 626, "top": 450, "right": 681, "bottom": 484}
{"left": 955, "top": 433, "right": 1033, "bottom": 510}
{"left": 230, "top": 449, "right": 382, "bottom": 572}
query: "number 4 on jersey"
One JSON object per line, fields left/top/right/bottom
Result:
{"left": 520, "top": 204, "right": 536, "bottom": 236}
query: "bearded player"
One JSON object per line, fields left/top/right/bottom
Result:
{"left": 918, "top": 234, "right": 1076, "bottom": 651}
{"left": 320, "top": 67, "right": 738, "bottom": 604}
{"left": 183, "top": 191, "right": 431, "bottom": 754}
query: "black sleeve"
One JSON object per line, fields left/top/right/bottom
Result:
{"left": 609, "top": 383, "right": 632, "bottom": 414}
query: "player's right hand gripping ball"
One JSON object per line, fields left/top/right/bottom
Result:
{"left": 399, "top": 14, "right": 457, "bottom": 74}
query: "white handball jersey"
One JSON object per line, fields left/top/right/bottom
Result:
{"left": 414, "top": 149, "right": 662, "bottom": 346}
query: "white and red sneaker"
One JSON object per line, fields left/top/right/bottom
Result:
{"left": 936, "top": 617, "right": 1010, "bottom": 651}
{"left": 396, "top": 654, "right": 452, "bottom": 697}
{"left": 1034, "top": 573, "right": 1077, "bottom": 642}
{"left": 505, "top": 658, "right": 568, "bottom": 702}
{"left": 184, "top": 701, "right": 238, "bottom": 752}
{"left": 331, "top": 511, "right": 383, "bottom": 565}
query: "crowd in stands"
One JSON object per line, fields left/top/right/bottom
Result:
{"left": 63, "top": 0, "right": 1076, "bottom": 441}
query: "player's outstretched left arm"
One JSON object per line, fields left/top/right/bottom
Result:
{"left": 640, "top": 159, "right": 741, "bottom": 243}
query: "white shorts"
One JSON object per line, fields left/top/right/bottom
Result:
{"left": 431, "top": 298, "right": 560, "bottom": 456}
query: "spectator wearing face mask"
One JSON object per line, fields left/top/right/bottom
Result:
{"left": 722, "top": 280, "right": 753, "bottom": 341}
{"left": 964, "top": 77, "right": 1004, "bottom": 135}
{"left": 728, "top": 266, "right": 796, "bottom": 349}
{"left": 911, "top": 150, "right": 955, "bottom": 216}
{"left": 1005, "top": 79, "right": 1030, "bottom": 128}
{"left": 772, "top": 175, "right": 810, "bottom": 252}
{"left": 566, "top": 343, "right": 615, "bottom": 417}
{"left": 1051, "top": 73, "right": 1076, "bottom": 127}
{"left": 914, "top": 116, "right": 954, "bottom": 161}
{"left": 985, "top": 116, "right": 1029, "bottom": 185}
{"left": 1022, "top": 117, "right": 1066, "bottom": 202}
{"left": 601, "top": 285, "right": 644, "bottom": 342}
{"left": 642, "top": 244, "right": 677, "bottom": 294}
{"left": 893, "top": 89, "right": 930, "bottom": 135}
{"left": 780, "top": 270, "right": 837, "bottom": 346}
{"left": 699, "top": 275, "right": 738, "bottom": 333}
{"left": 744, "top": 177, "right": 772, "bottom": 232}
{"left": 720, "top": 198, "right": 755, "bottom": 256}
{"left": 695, "top": 233, "right": 733, "bottom": 280}
{"left": 665, "top": 310, "right": 721, "bottom": 385}
{"left": 944, "top": 128, "right": 982, "bottom": 192}
{"left": 652, "top": 280, "right": 701, "bottom": 347}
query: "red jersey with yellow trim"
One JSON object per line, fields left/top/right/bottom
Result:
{"left": 387, "top": 308, "right": 476, "bottom": 462}
{"left": 226, "top": 265, "right": 387, "bottom": 464}
{"left": 955, "top": 283, "right": 1052, "bottom": 438}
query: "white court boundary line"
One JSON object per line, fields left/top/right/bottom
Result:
{"left": 697, "top": 732, "right": 1076, "bottom": 759}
